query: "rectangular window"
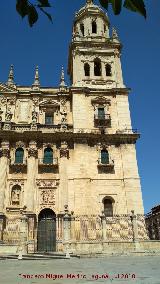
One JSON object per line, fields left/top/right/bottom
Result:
{"left": 45, "top": 113, "right": 53, "bottom": 125}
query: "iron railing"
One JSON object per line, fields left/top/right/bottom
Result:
{"left": 38, "top": 158, "right": 58, "bottom": 165}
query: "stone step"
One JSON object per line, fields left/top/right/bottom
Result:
{"left": 0, "top": 252, "right": 80, "bottom": 260}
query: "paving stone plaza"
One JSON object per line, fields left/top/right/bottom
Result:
{"left": 0, "top": 256, "right": 160, "bottom": 284}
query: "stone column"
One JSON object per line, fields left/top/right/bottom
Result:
{"left": 0, "top": 141, "right": 10, "bottom": 213}
{"left": 18, "top": 215, "right": 28, "bottom": 257}
{"left": 131, "top": 210, "right": 138, "bottom": 242}
{"left": 0, "top": 214, "right": 5, "bottom": 242}
{"left": 63, "top": 205, "right": 71, "bottom": 257}
{"left": 24, "top": 141, "right": 38, "bottom": 212}
{"left": 63, "top": 205, "right": 71, "bottom": 241}
{"left": 100, "top": 211, "right": 106, "bottom": 241}
{"left": 131, "top": 211, "right": 140, "bottom": 251}
{"left": 59, "top": 141, "right": 69, "bottom": 209}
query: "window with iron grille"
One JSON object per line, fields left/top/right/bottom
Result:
{"left": 101, "top": 150, "right": 109, "bottom": 164}
{"left": 45, "top": 113, "right": 53, "bottom": 125}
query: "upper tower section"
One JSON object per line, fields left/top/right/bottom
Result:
{"left": 72, "top": 0, "right": 110, "bottom": 40}
{"left": 68, "top": 0, "right": 125, "bottom": 89}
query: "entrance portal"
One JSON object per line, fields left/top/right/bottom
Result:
{"left": 37, "top": 209, "right": 56, "bottom": 252}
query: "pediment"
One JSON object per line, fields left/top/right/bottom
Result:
{"left": 91, "top": 96, "right": 111, "bottom": 105}
{"left": 0, "top": 83, "right": 18, "bottom": 93}
{"left": 39, "top": 99, "right": 59, "bottom": 108}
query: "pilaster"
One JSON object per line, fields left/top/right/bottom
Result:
{"left": 24, "top": 141, "right": 38, "bottom": 213}
{"left": 59, "top": 142, "right": 69, "bottom": 209}
{"left": 0, "top": 141, "right": 10, "bottom": 213}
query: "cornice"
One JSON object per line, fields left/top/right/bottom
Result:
{"left": 0, "top": 129, "right": 140, "bottom": 145}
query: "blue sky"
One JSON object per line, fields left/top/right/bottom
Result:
{"left": 0, "top": 0, "right": 159, "bottom": 213}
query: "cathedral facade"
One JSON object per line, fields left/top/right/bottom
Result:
{"left": 0, "top": 0, "right": 147, "bottom": 254}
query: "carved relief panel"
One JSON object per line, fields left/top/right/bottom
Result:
{"left": 36, "top": 180, "right": 59, "bottom": 211}
{"left": 15, "top": 99, "right": 32, "bottom": 123}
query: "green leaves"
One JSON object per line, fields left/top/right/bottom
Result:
{"left": 98, "top": 0, "right": 146, "bottom": 18}
{"left": 124, "top": 0, "right": 146, "bottom": 18}
{"left": 16, "top": 0, "right": 52, "bottom": 27}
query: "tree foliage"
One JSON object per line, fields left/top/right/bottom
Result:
{"left": 16, "top": 0, "right": 147, "bottom": 27}
{"left": 16, "top": 0, "right": 53, "bottom": 27}
{"left": 99, "top": 0, "right": 146, "bottom": 18}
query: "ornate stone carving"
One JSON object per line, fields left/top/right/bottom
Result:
{"left": 36, "top": 179, "right": 58, "bottom": 188}
{"left": 8, "top": 97, "right": 16, "bottom": 106}
{"left": 16, "top": 141, "right": 25, "bottom": 148}
{"left": 33, "top": 98, "right": 39, "bottom": 107}
{"left": 5, "top": 107, "right": 12, "bottom": 122}
{"left": 60, "top": 148, "right": 69, "bottom": 158}
{"left": 59, "top": 141, "right": 69, "bottom": 159}
{"left": 39, "top": 99, "right": 59, "bottom": 109}
{"left": 9, "top": 179, "right": 24, "bottom": 186}
{"left": 0, "top": 148, "right": 10, "bottom": 158}
{"left": 28, "top": 148, "right": 38, "bottom": 158}
{"left": 32, "top": 110, "right": 38, "bottom": 124}
{"left": 40, "top": 189, "right": 55, "bottom": 205}
{"left": 91, "top": 96, "right": 111, "bottom": 107}
{"left": 0, "top": 97, "right": 7, "bottom": 106}
{"left": 114, "top": 48, "right": 120, "bottom": 58}
{"left": 0, "top": 107, "right": 3, "bottom": 122}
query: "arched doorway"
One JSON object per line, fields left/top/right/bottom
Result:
{"left": 37, "top": 209, "right": 56, "bottom": 252}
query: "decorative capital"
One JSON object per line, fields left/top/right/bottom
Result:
{"left": 28, "top": 148, "right": 38, "bottom": 158}
{"left": 0, "top": 148, "right": 10, "bottom": 158}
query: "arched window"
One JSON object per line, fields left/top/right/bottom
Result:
{"left": 98, "top": 107, "right": 105, "bottom": 119}
{"left": 11, "top": 185, "right": 21, "bottom": 206}
{"left": 43, "top": 148, "right": 53, "bottom": 164}
{"left": 101, "top": 149, "right": 109, "bottom": 164}
{"left": 92, "top": 21, "right": 97, "bottom": 33}
{"left": 103, "top": 198, "right": 113, "bottom": 217}
{"left": 15, "top": 148, "right": 24, "bottom": 164}
{"left": 80, "top": 23, "right": 84, "bottom": 36}
{"left": 106, "top": 64, "right": 112, "bottom": 76}
{"left": 104, "top": 24, "right": 106, "bottom": 33}
{"left": 94, "top": 58, "right": 101, "bottom": 76}
{"left": 84, "top": 63, "right": 90, "bottom": 77}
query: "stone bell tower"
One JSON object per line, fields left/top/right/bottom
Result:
{"left": 68, "top": 0, "right": 124, "bottom": 89}
{"left": 68, "top": 0, "right": 145, "bottom": 218}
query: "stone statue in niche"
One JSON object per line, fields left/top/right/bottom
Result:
{"left": 32, "top": 111, "right": 38, "bottom": 124}
{"left": 11, "top": 187, "right": 21, "bottom": 206}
